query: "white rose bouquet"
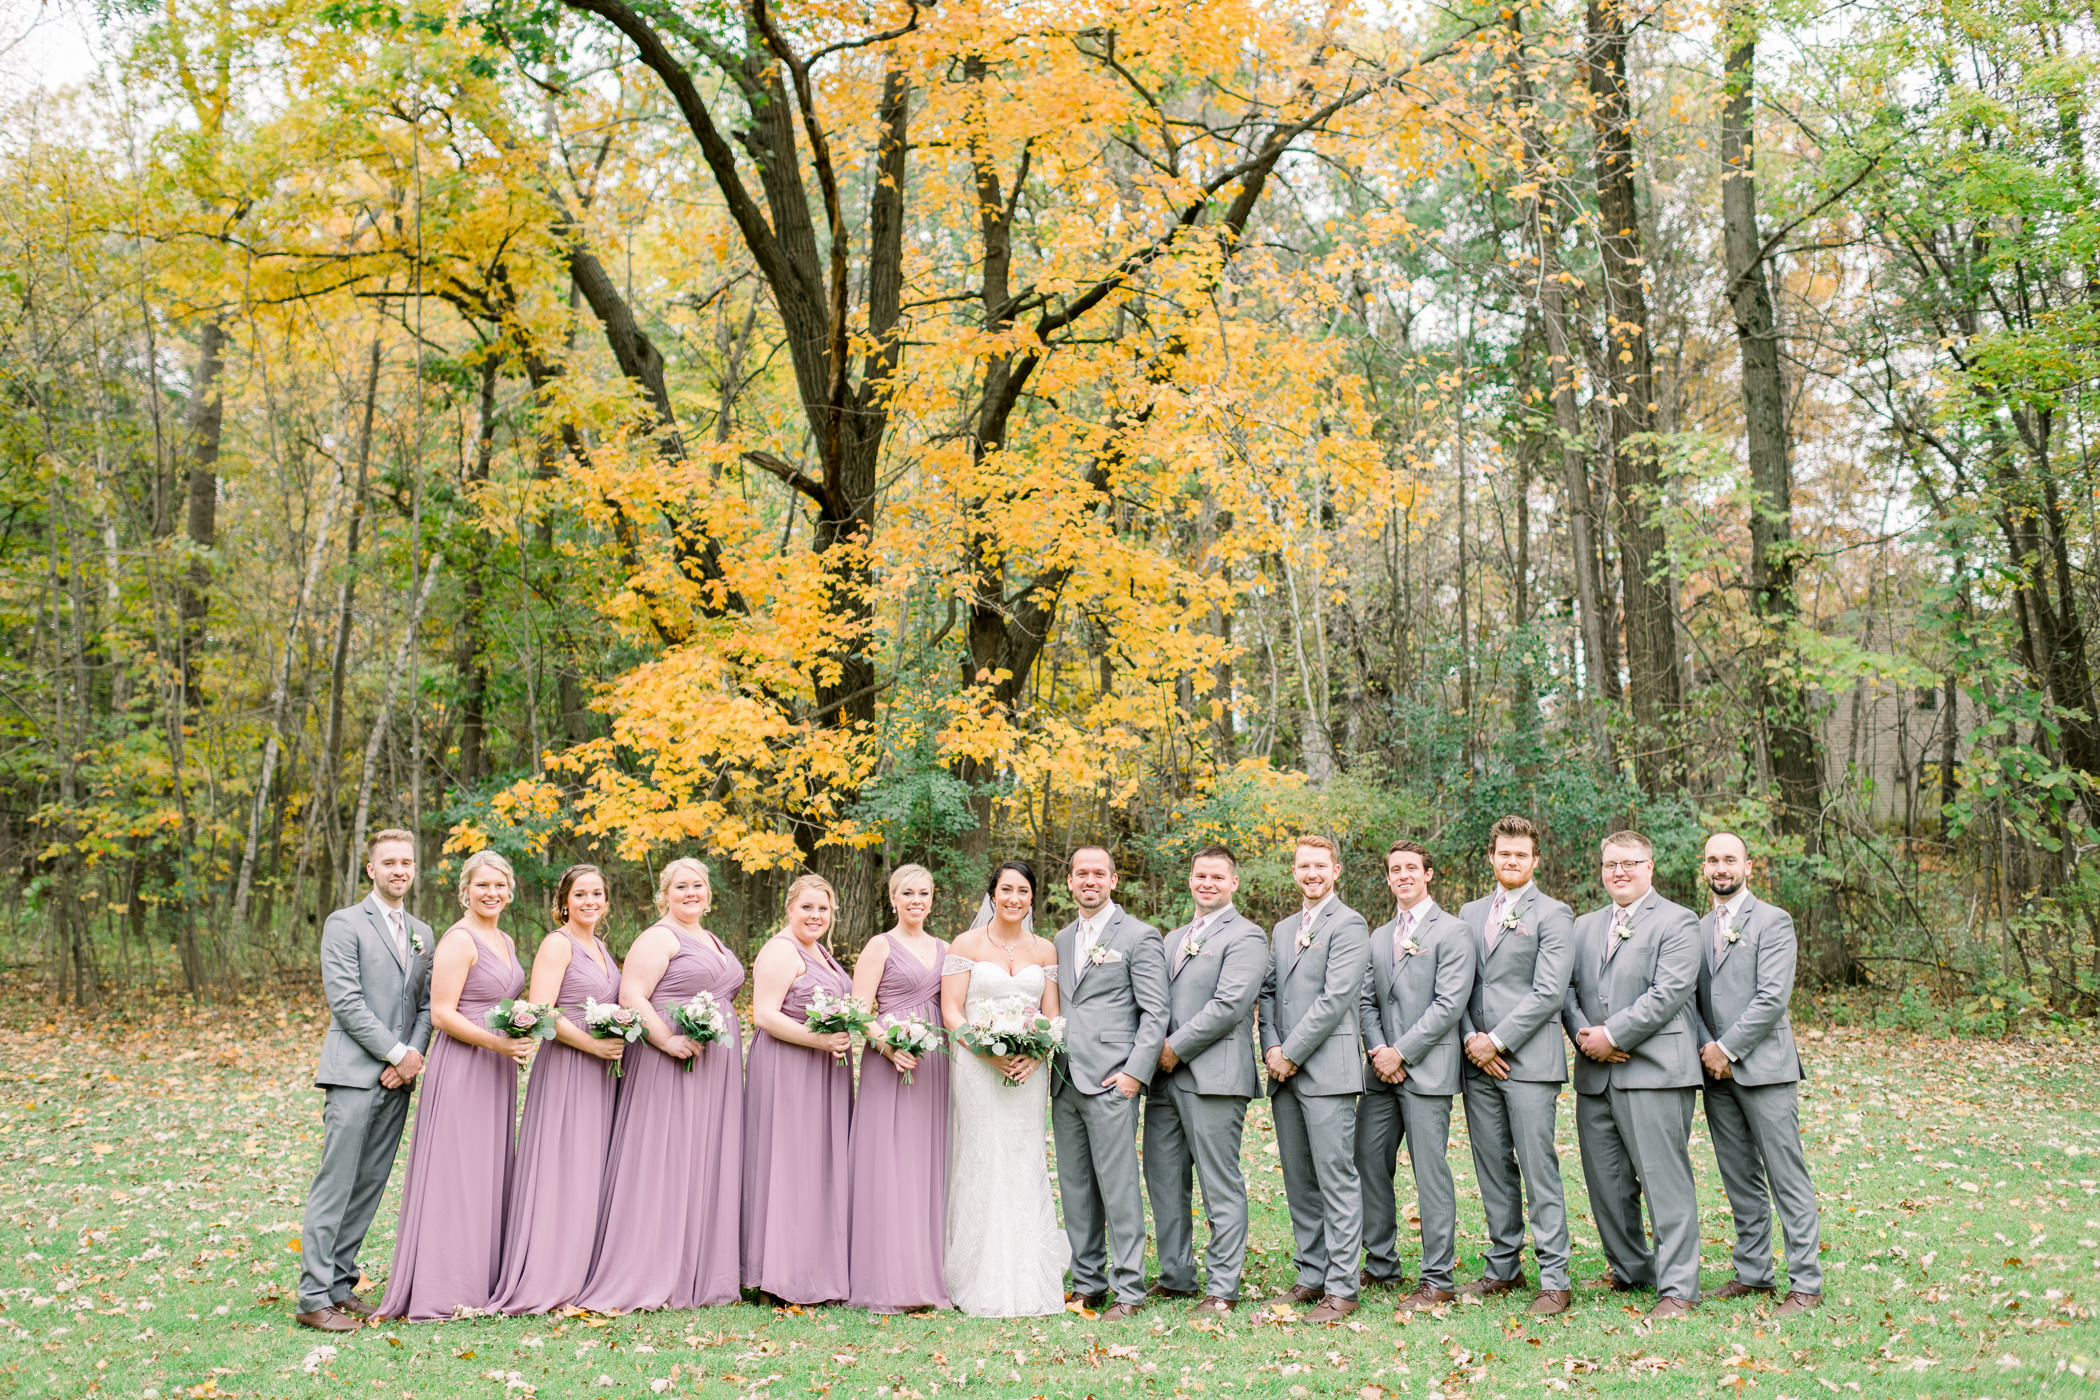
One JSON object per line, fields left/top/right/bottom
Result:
{"left": 485, "top": 998, "right": 559, "bottom": 1042}
{"left": 952, "top": 995, "right": 1066, "bottom": 1086}
{"left": 870, "top": 1012, "right": 945, "bottom": 1086}
{"left": 581, "top": 997, "right": 647, "bottom": 1079}
{"left": 670, "top": 990, "right": 728, "bottom": 1071}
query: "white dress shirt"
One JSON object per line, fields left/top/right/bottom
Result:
{"left": 368, "top": 892, "right": 414, "bottom": 1067}
{"left": 1074, "top": 902, "right": 1118, "bottom": 975}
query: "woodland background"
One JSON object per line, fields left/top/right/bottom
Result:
{"left": 0, "top": 0, "right": 2093, "bottom": 1021}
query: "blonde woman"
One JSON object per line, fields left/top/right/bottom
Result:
{"left": 377, "top": 849, "right": 530, "bottom": 1320}
{"left": 742, "top": 873, "right": 856, "bottom": 1304}
{"left": 576, "top": 857, "right": 745, "bottom": 1311}
{"left": 846, "top": 864, "right": 952, "bottom": 1311}
{"left": 494, "top": 865, "right": 624, "bottom": 1314}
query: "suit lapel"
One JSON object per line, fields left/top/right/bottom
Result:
{"left": 1056, "top": 922, "right": 1078, "bottom": 1003}
{"left": 1714, "top": 895, "right": 1752, "bottom": 970}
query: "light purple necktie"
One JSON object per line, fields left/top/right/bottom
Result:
{"left": 1175, "top": 915, "right": 1205, "bottom": 972}
{"left": 1605, "top": 904, "right": 1631, "bottom": 961}
{"left": 1486, "top": 891, "right": 1508, "bottom": 954}
{"left": 1712, "top": 907, "right": 1729, "bottom": 961}
{"left": 1392, "top": 908, "right": 1415, "bottom": 964}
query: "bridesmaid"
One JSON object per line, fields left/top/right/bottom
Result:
{"left": 377, "top": 850, "right": 532, "bottom": 1320}
{"left": 492, "top": 864, "right": 625, "bottom": 1314}
{"left": 742, "top": 874, "right": 855, "bottom": 1304}
{"left": 846, "top": 864, "right": 952, "bottom": 1313}
{"left": 574, "top": 857, "right": 745, "bottom": 1311}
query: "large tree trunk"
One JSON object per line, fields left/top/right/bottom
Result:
{"left": 178, "top": 317, "right": 228, "bottom": 715}
{"left": 456, "top": 355, "right": 497, "bottom": 788}
{"left": 1720, "top": 25, "right": 1838, "bottom": 973}
{"left": 1587, "top": 0, "right": 1685, "bottom": 792}
{"left": 1507, "top": 7, "right": 1616, "bottom": 763}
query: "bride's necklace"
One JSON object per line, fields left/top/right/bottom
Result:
{"left": 986, "top": 925, "right": 1026, "bottom": 971}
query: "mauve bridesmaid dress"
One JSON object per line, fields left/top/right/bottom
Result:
{"left": 377, "top": 930, "right": 525, "bottom": 1320}
{"left": 846, "top": 932, "right": 952, "bottom": 1312}
{"left": 574, "top": 925, "right": 745, "bottom": 1311}
{"left": 491, "top": 932, "right": 620, "bottom": 1314}
{"left": 741, "top": 936, "right": 854, "bottom": 1303}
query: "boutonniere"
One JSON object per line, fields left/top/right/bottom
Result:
{"left": 1399, "top": 936, "right": 1422, "bottom": 957}
{"left": 409, "top": 930, "right": 428, "bottom": 956}
{"left": 1295, "top": 925, "right": 1317, "bottom": 951}
{"left": 1182, "top": 931, "right": 1207, "bottom": 958}
{"left": 1499, "top": 911, "right": 1527, "bottom": 935}
{"left": 1720, "top": 920, "right": 1741, "bottom": 946}
{"left": 1086, "top": 944, "right": 1124, "bottom": 967}
{"left": 1613, "top": 920, "right": 1635, "bottom": 941}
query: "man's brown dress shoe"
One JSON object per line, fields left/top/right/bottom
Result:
{"left": 1775, "top": 1291, "right": 1821, "bottom": 1315}
{"left": 1067, "top": 1291, "right": 1109, "bottom": 1309}
{"left": 1194, "top": 1296, "right": 1237, "bottom": 1315}
{"left": 333, "top": 1294, "right": 378, "bottom": 1318}
{"left": 1304, "top": 1295, "right": 1359, "bottom": 1324}
{"left": 1392, "top": 1285, "right": 1456, "bottom": 1315}
{"left": 1527, "top": 1289, "right": 1572, "bottom": 1316}
{"left": 1713, "top": 1281, "right": 1775, "bottom": 1301}
{"left": 1359, "top": 1269, "right": 1405, "bottom": 1290}
{"left": 1460, "top": 1275, "right": 1528, "bottom": 1298}
{"left": 1147, "top": 1283, "right": 1200, "bottom": 1300}
{"left": 1646, "top": 1297, "right": 1697, "bottom": 1319}
{"left": 295, "top": 1305, "right": 362, "bottom": 1333}
{"left": 1102, "top": 1301, "right": 1143, "bottom": 1321}
{"left": 1263, "top": 1284, "right": 1324, "bottom": 1308}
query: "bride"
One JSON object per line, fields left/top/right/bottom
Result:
{"left": 940, "top": 858, "right": 1071, "bottom": 1316}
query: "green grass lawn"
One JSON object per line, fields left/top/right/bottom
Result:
{"left": 1, "top": 993, "right": 2095, "bottom": 1399}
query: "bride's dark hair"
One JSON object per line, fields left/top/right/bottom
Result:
{"left": 985, "top": 858, "right": 1036, "bottom": 900}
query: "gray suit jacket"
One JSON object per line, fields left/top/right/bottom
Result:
{"left": 1053, "top": 904, "right": 1172, "bottom": 1095}
{"left": 1359, "top": 902, "right": 1475, "bottom": 1097}
{"left": 315, "top": 896, "right": 434, "bottom": 1089}
{"left": 1155, "top": 906, "right": 1268, "bottom": 1099}
{"left": 1560, "top": 890, "right": 1701, "bottom": 1094}
{"left": 1693, "top": 893, "right": 1803, "bottom": 1087}
{"left": 1258, "top": 898, "right": 1371, "bottom": 1096}
{"left": 1457, "top": 884, "right": 1577, "bottom": 1083}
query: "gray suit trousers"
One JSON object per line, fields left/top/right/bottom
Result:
{"left": 1704, "top": 1078, "right": 1823, "bottom": 1294}
{"left": 1462, "top": 1076, "right": 1572, "bottom": 1290}
{"left": 1143, "top": 1077, "right": 1252, "bottom": 1299}
{"left": 299, "top": 1083, "right": 412, "bottom": 1311}
{"left": 1271, "top": 1083, "right": 1362, "bottom": 1298}
{"left": 1573, "top": 1086, "right": 1701, "bottom": 1301}
{"left": 1052, "top": 1086, "right": 1148, "bottom": 1304}
{"left": 1356, "top": 1090, "right": 1457, "bottom": 1290}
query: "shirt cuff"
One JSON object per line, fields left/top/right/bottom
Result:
{"left": 1600, "top": 1027, "right": 1617, "bottom": 1050}
{"left": 1489, "top": 1032, "right": 1506, "bottom": 1053}
{"left": 1721, "top": 1041, "right": 1739, "bottom": 1063}
{"left": 385, "top": 1042, "right": 409, "bottom": 1066}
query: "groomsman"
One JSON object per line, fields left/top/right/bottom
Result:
{"left": 1356, "top": 841, "right": 1475, "bottom": 1314}
{"left": 297, "top": 830, "right": 433, "bottom": 1332}
{"left": 1145, "top": 845, "right": 1270, "bottom": 1314}
{"left": 1458, "top": 815, "right": 1578, "bottom": 1315}
{"left": 1561, "top": 830, "right": 1705, "bottom": 1319}
{"left": 1695, "top": 833, "right": 1823, "bottom": 1314}
{"left": 1052, "top": 845, "right": 1172, "bottom": 1319}
{"left": 1259, "top": 835, "right": 1372, "bottom": 1323}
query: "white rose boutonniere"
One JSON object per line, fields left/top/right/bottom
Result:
{"left": 1721, "top": 920, "right": 1741, "bottom": 946}
{"left": 1613, "top": 921, "right": 1635, "bottom": 942}
{"left": 1086, "top": 944, "right": 1124, "bottom": 967}
{"left": 1499, "top": 911, "right": 1527, "bottom": 936}
{"left": 1399, "top": 936, "right": 1422, "bottom": 957}
{"left": 1181, "top": 930, "right": 1206, "bottom": 958}
{"left": 410, "top": 930, "right": 428, "bottom": 956}
{"left": 1296, "top": 925, "right": 1317, "bottom": 951}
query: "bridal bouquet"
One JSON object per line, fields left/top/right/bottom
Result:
{"left": 803, "top": 988, "right": 877, "bottom": 1038}
{"left": 953, "top": 996, "right": 1065, "bottom": 1086}
{"left": 670, "top": 990, "right": 728, "bottom": 1071}
{"left": 485, "top": 998, "right": 560, "bottom": 1042}
{"left": 581, "top": 997, "right": 647, "bottom": 1079}
{"left": 870, "top": 1012, "right": 945, "bottom": 1086}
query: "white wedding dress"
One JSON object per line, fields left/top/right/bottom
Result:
{"left": 942, "top": 956, "right": 1071, "bottom": 1317}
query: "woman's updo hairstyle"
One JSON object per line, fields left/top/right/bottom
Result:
{"left": 782, "top": 872, "right": 838, "bottom": 931}
{"left": 655, "top": 856, "right": 713, "bottom": 916}
{"left": 551, "top": 863, "right": 608, "bottom": 925}
{"left": 985, "top": 857, "right": 1036, "bottom": 901}
{"left": 887, "top": 863, "right": 934, "bottom": 909}
{"left": 456, "top": 849, "right": 516, "bottom": 910}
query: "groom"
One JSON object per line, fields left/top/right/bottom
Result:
{"left": 297, "top": 830, "right": 433, "bottom": 1331}
{"left": 1052, "top": 845, "right": 1172, "bottom": 1319}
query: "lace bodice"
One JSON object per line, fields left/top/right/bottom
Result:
{"left": 943, "top": 957, "right": 1050, "bottom": 1016}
